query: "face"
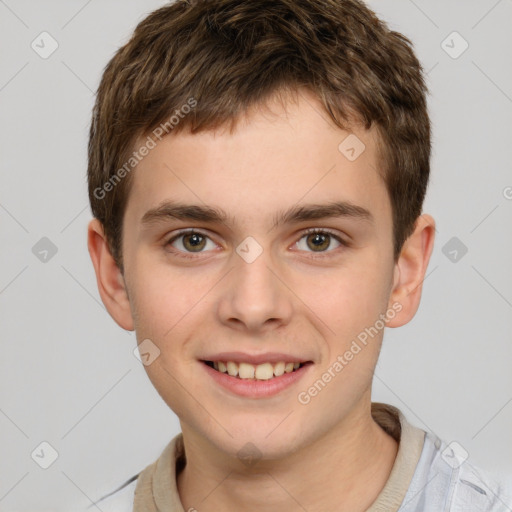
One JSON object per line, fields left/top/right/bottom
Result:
{"left": 118, "top": 90, "right": 401, "bottom": 459}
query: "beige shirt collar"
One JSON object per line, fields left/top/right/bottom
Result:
{"left": 133, "top": 403, "right": 425, "bottom": 512}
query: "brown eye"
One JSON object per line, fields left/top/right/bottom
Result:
{"left": 296, "top": 230, "right": 344, "bottom": 253}
{"left": 182, "top": 232, "right": 206, "bottom": 252}
{"left": 167, "top": 230, "right": 216, "bottom": 255}
{"left": 307, "top": 232, "right": 330, "bottom": 251}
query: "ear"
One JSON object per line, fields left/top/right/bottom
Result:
{"left": 386, "top": 214, "right": 436, "bottom": 328}
{"left": 87, "top": 218, "right": 134, "bottom": 331}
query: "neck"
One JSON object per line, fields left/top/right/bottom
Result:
{"left": 177, "top": 400, "right": 398, "bottom": 512}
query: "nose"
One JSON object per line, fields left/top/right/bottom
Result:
{"left": 216, "top": 244, "right": 293, "bottom": 333}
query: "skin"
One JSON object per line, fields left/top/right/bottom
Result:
{"left": 88, "top": 89, "right": 435, "bottom": 511}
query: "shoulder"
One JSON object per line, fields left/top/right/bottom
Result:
{"left": 85, "top": 474, "right": 138, "bottom": 511}
{"left": 401, "top": 430, "right": 512, "bottom": 511}
{"left": 453, "top": 462, "right": 512, "bottom": 511}
{"left": 84, "top": 433, "right": 184, "bottom": 511}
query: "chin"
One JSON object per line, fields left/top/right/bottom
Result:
{"left": 207, "top": 420, "right": 306, "bottom": 464}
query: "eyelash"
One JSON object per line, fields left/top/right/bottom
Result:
{"left": 164, "top": 227, "right": 349, "bottom": 260}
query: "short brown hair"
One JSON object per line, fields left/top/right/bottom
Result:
{"left": 88, "top": 0, "right": 430, "bottom": 273}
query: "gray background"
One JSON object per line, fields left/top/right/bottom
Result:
{"left": 0, "top": 0, "right": 511, "bottom": 510}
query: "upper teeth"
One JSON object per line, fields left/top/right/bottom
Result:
{"left": 213, "top": 361, "right": 301, "bottom": 380}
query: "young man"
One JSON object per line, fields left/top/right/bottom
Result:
{"left": 86, "top": 0, "right": 511, "bottom": 510}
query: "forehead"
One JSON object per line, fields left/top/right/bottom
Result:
{"left": 124, "top": 90, "right": 391, "bottom": 233}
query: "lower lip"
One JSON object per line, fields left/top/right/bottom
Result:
{"left": 201, "top": 361, "right": 313, "bottom": 398}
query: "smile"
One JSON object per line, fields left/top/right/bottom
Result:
{"left": 203, "top": 360, "right": 310, "bottom": 380}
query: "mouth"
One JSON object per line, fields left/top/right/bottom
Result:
{"left": 201, "top": 360, "right": 313, "bottom": 381}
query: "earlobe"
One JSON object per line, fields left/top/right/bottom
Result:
{"left": 386, "top": 214, "right": 436, "bottom": 328}
{"left": 87, "top": 218, "right": 135, "bottom": 331}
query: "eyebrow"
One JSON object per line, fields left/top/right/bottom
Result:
{"left": 141, "top": 202, "right": 230, "bottom": 226}
{"left": 140, "top": 200, "right": 374, "bottom": 228}
{"left": 272, "top": 201, "right": 373, "bottom": 228}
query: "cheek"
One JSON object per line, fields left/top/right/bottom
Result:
{"left": 302, "top": 257, "right": 391, "bottom": 342}
{"left": 130, "top": 263, "right": 207, "bottom": 415}
{"left": 129, "top": 256, "right": 205, "bottom": 336}
{"left": 296, "top": 264, "right": 390, "bottom": 415}
{"left": 128, "top": 259, "right": 215, "bottom": 387}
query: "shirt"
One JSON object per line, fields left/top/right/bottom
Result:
{"left": 87, "top": 403, "right": 512, "bottom": 511}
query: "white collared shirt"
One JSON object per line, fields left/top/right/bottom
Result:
{"left": 87, "top": 405, "right": 512, "bottom": 511}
